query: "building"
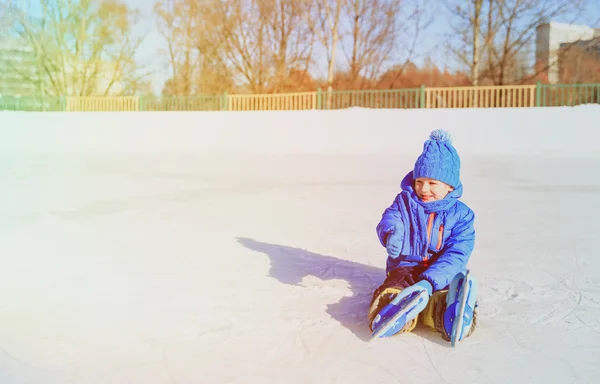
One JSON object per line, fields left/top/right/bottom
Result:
{"left": 0, "top": 41, "right": 126, "bottom": 97}
{"left": 1, "top": 5, "right": 127, "bottom": 98}
{"left": 536, "top": 21, "right": 600, "bottom": 83}
{"left": 0, "top": 39, "right": 41, "bottom": 97}
{"left": 558, "top": 37, "right": 600, "bottom": 83}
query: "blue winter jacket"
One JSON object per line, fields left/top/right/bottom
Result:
{"left": 376, "top": 171, "right": 475, "bottom": 292}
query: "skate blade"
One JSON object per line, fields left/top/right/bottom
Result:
{"left": 450, "top": 269, "right": 472, "bottom": 347}
{"left": 369, "top": 290, "right": 429, "bottom": 341}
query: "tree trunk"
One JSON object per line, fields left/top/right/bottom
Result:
{"left": 472, "top": 0, "right": 482, "bottom": 107}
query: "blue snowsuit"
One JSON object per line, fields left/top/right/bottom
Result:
{"left": 376, "top": 171, "right": 475, "bottom": 292}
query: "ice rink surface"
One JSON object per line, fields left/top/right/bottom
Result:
{"left": 1, "top": 107, "right": 599, "bottom": 383}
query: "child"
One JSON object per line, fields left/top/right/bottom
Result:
{"left": 368, "top": 129, "right": 478, "bottom": 342}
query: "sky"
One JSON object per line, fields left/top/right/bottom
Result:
{"left": 124, "top": 0, "right": 600, "bottom": 95}
{"left": 16, "top": 0, "right": 600, "bottom": 95}
{"left": 127, "top": 0, "right": 453, "bottom": 94}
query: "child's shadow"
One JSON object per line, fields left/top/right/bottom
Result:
{"left": 236, "top": 237, "right": 447, "bottom": 345}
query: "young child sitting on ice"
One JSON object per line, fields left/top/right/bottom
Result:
{"left": 368, "top": 129, "right": 478, "bottom": 342}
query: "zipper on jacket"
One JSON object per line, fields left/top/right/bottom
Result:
{"left": 424, "top": 213, "right": 435, "bottom": 264}
{"left": 436, "top": 224, "right": 444, "bottom": 251}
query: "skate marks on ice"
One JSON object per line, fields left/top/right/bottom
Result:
{"left": 477, "top": 253, "right": 600, "bottom": 329}
{"left": 237, "top": 237, "right": 462, "bottom": 346}
{"left": 475, "top": 271, "right": 600, "bottom": 351}
{"left": 236, "top": 237, "right": 385, "bottom": 342}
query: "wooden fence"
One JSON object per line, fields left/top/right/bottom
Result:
{"left": 1, "top": 82, "right": 599, "bottom": 112}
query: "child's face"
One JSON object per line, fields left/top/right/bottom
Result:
{"left": 414, "top": 177, "right": 454, "bottom": 202}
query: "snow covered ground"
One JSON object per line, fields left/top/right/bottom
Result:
{"left": 1, "top": 106, "right": 599, "bottom": 383}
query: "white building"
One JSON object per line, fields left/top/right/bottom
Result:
{"left": 0, "top": 39, "right": 40, "bottom": 96}
{"left": 536, "top": 21, "right": 600, "bottom": 83}
{"left": 0, "top": 39, "right": 126, "bottom": 97}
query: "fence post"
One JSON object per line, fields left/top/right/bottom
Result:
{"left": 317, "top": 88, "right": 322, "bottom": 110}
{"left": 536, "top": 81, "right": 542, "bottom": 107}
{"left": 138, "top": 95, "right": 145, "bottom": 111}
{"left": 222, "top": 92, "right": 228, "bottom": 111}
{"left": 419, "top": 85, "right": 425, "bottom": 108}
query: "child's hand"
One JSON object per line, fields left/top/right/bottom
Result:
{"left": 385, "top": 225, "right": 404, "bottom": 258}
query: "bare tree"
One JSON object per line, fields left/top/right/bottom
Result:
{"left": 368, "top": 0, "right": 433, "bottom": 90}
{"left": 261, "top": 0, "right": 315, "bottom": 92}
{"left": 2, "top": 0, "right": 148, "bottom": 96}
{"left": 174, "top": 0, "right": 316, "bottom": 94}
{"left": 185, "top": 0, "right": 313, "bottom": 93}
{"left": 340, "top": 0, "right": 429, "bottom": 89}
{"left": 155, "top": 0, "right": 200, "bottom": 95}
{"left": 154, "top": 0, "right": 188, "bottom": 95}
{"left": 445, "top": 0, "right": 494, "bottom": 86}
{"left": 196, "top": 0, "right": 267, "bottom": 93}
{"left": 471, "top": 0, "right": 483, "bottom": 86}
{"left": 444, "top": 0, "right": 590, "bottom": 86}
{"left": 155, "top": 0, "right": 235, "bottom": 96}
{"left": 340, "top": 0, "right": 402, "bottom": 88}
{"left": 305, "top": 0, "right": 345, "bottom": 106}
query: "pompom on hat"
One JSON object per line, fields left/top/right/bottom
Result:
{"left": 413, "top": 129, "right": 461, "bottom": 188}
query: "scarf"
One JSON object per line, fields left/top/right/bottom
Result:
{"left": 395, "top": 171, "right": 463, "bottom": 257}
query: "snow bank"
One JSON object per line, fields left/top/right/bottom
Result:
{"left": 1, "top": 105, "right": 599, "bottom": 157}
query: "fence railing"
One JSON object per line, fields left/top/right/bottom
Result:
{"left": 1, "top": 82, "right": 599, "bottom": 112}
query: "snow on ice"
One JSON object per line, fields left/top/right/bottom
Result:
{"left": 0, "top": 106, "right": 599, "bottom": 383}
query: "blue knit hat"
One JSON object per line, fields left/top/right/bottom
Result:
{"left": 413, "top": 129, "right": 461, "bottom": 188}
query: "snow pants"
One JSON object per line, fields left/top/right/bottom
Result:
{"left": 367, "top": 265, "right": 477, "bottom": 341}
